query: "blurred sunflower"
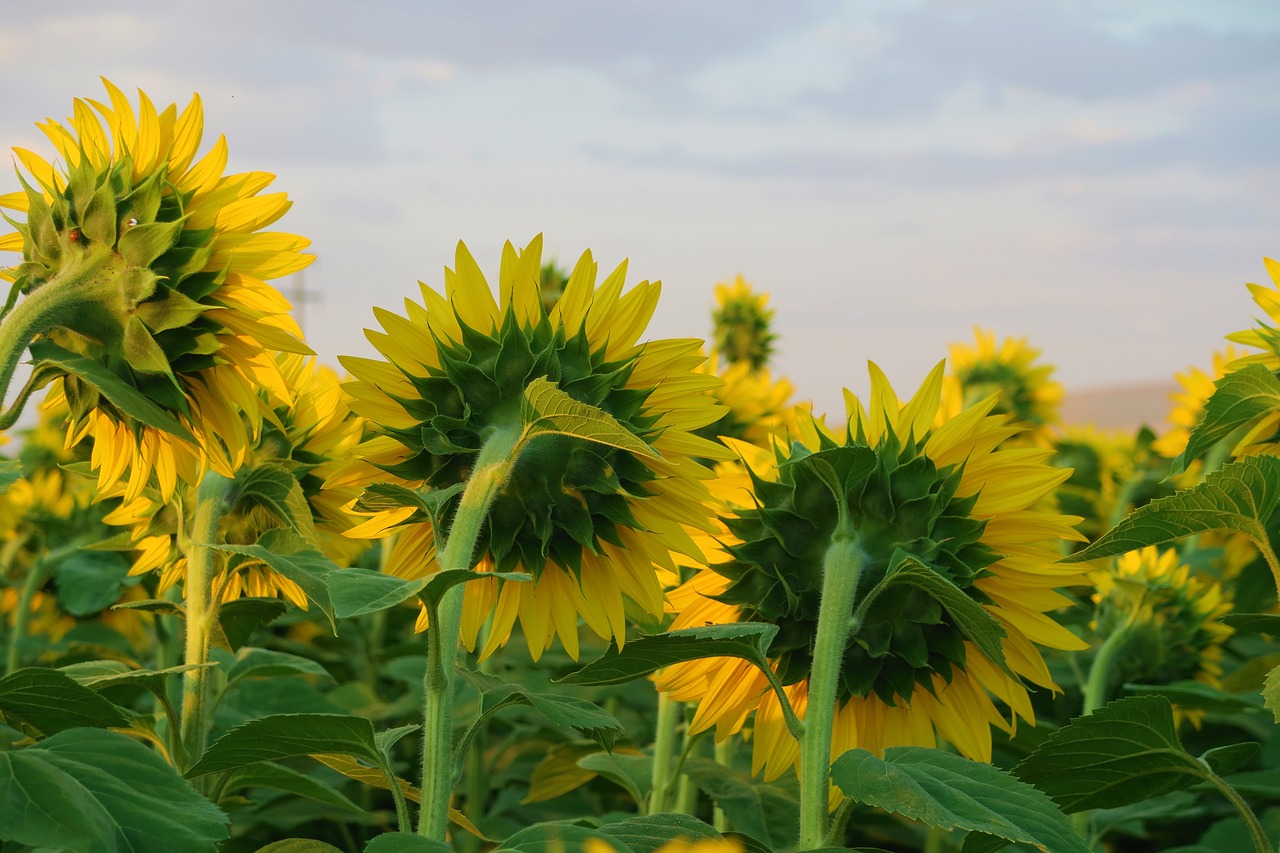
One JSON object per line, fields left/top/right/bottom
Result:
{"left": 1152, "top": 346, "right": 1245, "bottom": 461}
{"left": 106, "top": 353, "right": 365, "bottom": 606}
{"left": 943, "top": 328, "right": 1062, "bottom": 438}
{"left": 711, "top": 275, "right": 777, "bottom": 371}
{"left": 656, "top": 362, "right": 1088, "bottom": 779}
{"left": 586, "top": 839, "right": 742, "bottom": 853}
{"left": 339, "top": 236, "right": 727, "bottom": 660}
{"left": 1213, "top": 257, "right": 1280, "bottom": 458}
{"left": 1091, "top": 546, "right": 1233, "bottom": 726}
{"left": 0, "top": 79, "right": 312, "bottom": 504}
{"left": 696, "top": 353, "right": 801, "bottom": 449}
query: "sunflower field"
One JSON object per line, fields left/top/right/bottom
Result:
{"left": 3, "top": 81, "right": 1280, "bottom": 853}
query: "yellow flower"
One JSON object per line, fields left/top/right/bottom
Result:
{"left": 1092, "top": 546, "right": 1233, "bottom": 726}
{"left": 943, "top": 328, "right": 1062, "bottom": 437}
{"left": 656, "top": 362, "right": 1088, "bottom": 779}
{"left": 698, "top": 352, "right": 802, "bottom": 449}
{"left": 1217, "top": 257, "right": 1280, "bottom": 458}
{"left": 712, "top": 275, "right": 777, "bottom": 371}
{"left": 338, "top": 236, "right": 727, "bottom": 660}
{"left": 586, "top": 839, "right": 742, "bottom": 853}
{"left": 105, "top": 353, "right": 366, "bottom": 606}
{"left": 0, "top": 79, "right": 312, "bottom": 504}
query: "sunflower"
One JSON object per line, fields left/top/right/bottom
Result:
{"left": 0, "top": 79, "right": 312, "bottom": 505}
{"left": 943, "top": 328, "right": 1062, "bottom": 437}
{"left": 1213, "top": 257, "right": 1280, "bottom": 459}
{"left": 1152, "top": 346, "right": 1245, "bottom": 460}
{"left": 585, "top": 839, "right": 742, "bottom": 853}
{"left": 655, "top": 362, "right": 1088, "bottom": 780}
{"left": 1091, "top": 546, "right": 1233, "bottom": 726}
{"left": 338, "top": 236, "right": 727, "bottom": 660}
{"left": 105, "top": 353, "right": 366, "bottom": 606}
{"left": 711, "top": 275, "right": 777, "bottom": 372}
{"left": 696, "top": 352, "right": 801, "bottom": 449}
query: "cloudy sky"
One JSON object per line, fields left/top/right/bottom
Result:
{"left": 2, "top": 1, "right": 1278, "bottom": 417}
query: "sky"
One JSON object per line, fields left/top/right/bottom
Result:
{"left": 2, "top": 1, "right": 1278, "bottom": 419}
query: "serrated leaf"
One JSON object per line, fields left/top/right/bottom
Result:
{"left": 683, "top": 756, "right": 799, "bottom": 850}
{"left": 601, "top": 813, "right": 723, "bottom": 853}
{"left": 0, "top": 667, "right": 128, "bottom": 735}
{"left": 54, "top": 550, "right": 131, "bottom": 616}
{"left": 521, "top": 375, "right": 659, "bottom": 459}
{"left": 364, "top": 834, "right": 454, "bottom": 852}
{"left": 458, "top": 669, "right": 624, "bottom": 758}
{"left": 29, "top": 339, "right": 194, "bottom": 442}
{"left": 1013, "top": 695, "right": 1210, "bottom": 813}
{"left": 863, "top": 552, "right": 1012, "bottom": 678}
{"left": 224, "top": 760, "right": 366, "bottom": 814}
{"left": 1063, "top": 456, "right": 1280, "bottom": 564}
{"left": 186, "top": 713, "right": 382, "bottom": 777}
{"left": 0, "top": 728, "right": 228, "bottom": 852}
{"left": 223, "top": 647, "right": 332, "bottom": 688}
{"left": 832, "top": 747, "right": 1089, "bottom": 853}
{"left": 1176, "top": 364, "right": 1280, "bottom": 472}
{"left": 231, "top": 463, "right": 321, "bottom": 546}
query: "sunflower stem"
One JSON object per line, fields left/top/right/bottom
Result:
{"left": 712, "top": 736, "right": 736, "bottom": 830}
{"left": 418, "top": 423, "right": 523, "bottom": 841}
{"left": 649, "top": 693, "right": 683, "bottom": 814}
{"left": 1204, "top": 768, "right": 1273, "bottom": 853}
{"left": 179, "top": 472, "right": 236, "bottom": 775}
{"left": 0, "top": 250, "right": 112, "bottom": 416}
{"left": 5, "top": 543, "right": 41, "bottom": 677}
{"left": 798, "top": 525, "right": 864, "bottom": 851}
{"left": 1082, "top": 622, "right": 1137, "bottom": 716}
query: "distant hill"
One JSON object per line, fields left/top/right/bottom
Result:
{"left": 1059, "top": 381, "right": 1178, "bottom": 433}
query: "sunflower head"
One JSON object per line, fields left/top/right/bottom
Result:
{"left": 0, "top": 80, "right": 312, "bottom": 499}
{"left": 657, "top": 362, "right": 1088, "bottom": 770}
{"left": 1092, "top": 546, "right": 1233, "bottom": 722}
{"left": 340, "top": 236, "right": 726, "bottom": 659}
{"left": 1153, "top": 346, "right": 1246, "bottom": 461}
{"left": 712, "top": 275, "right": 777, "bottom": 372}
{"left": 696, "top": 354, "right": 801, "bottom": 449}
{"left": 944, "top": 328, "right": 1062, "bottom": 436}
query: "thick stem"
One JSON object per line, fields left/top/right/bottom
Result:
{"left": 0, "top": 251, "right": 112, "bottom": 414}
{"left": 798, "top": 530, "right": 864, "bottom": 851}
{"left": 649, "top": 693, "right": 682, "bottom": 814}
{"left": 1205, "top": 770, "right": 1273, "bottom": 853}
{"left": 1082, "top": 623, "right": 1136, "bottom": 717}
{"left": 179, "top": 473, "right": 236, "bottom": 772}
{"left": 712, "top": 737, "right": 735, "bottom": 830}
{"left": 418, "top": 424, "right": 523, "bottom": 841}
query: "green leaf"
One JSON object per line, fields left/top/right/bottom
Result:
{"left": 578, "top": 751, "right": 652, "bottom": 807}
{"left": 29, "top": 339, "right": 194, "bottom": 442}
{"left": 456, "top": 669, "right": 624, "bottom": 762}
{"left": 1200, "top": 743, "right": 1260, "bottom": 776}
{"left": 1123, "top": 681, "right": 1265, "bottom": 712}
{"left": 0, "top": 667, "right": 128, "bottom": 735}
{"left": 255, "top": 842, "right": 345, "bottom": 853}
{"left": 1264, "top": 663, "right": 1280, "bottom": 723}
{"left": 682, "top": 756, "right": 799, "bottom": 850}
{"left": 364, "top": 834, "right": 454, "bottom": 852}
{"left": 186, "top": 713, "right": 382, "bottom": 777}
{"left": 521, "top": 375, "right": 660, "bottom": 459}
{"left": 59, "top": 660, "right": 211, "bottom": 695}
{"left": 422, "top": 567, "right": 529, "bottom": 609}
{"left": 601, "top": 813, "right": 723, "bottom": 852}
{"left": 558, "top": 622, "right": 800, "bottom": 736}
{"left": 1175, "top": 364, "right": 1280, "bottom": 472}
{"left": 231, "top": 462, "right": 321, "bottom": 546}
{"left": 1063, "top": 456, "right": 1280, "bottom": 563}
{"left": 831, "top": 747, "right": 1089, "bottom": 853}
{"left": 861, "top": 552, "right": 1013, "bottom": 678}
{"left": 112, "top": 598, "right": 185, "bottom": 616}
{"left": 0, "top": 727, "right": 228, "bottom": 852}
{"left": 328, "top": 568, "right": 428, "bottom": 619}
{"left": 223, "top": 647, "right": 332, "bottom": 688}
{"left": 118, "top": 218, "right": 184, "bottom": 268}
{"left": 0, "top": 458, "right": 23, "bottom": 494}
{"left": 498, "top": 823, "right": 637, "bottom": 853}
{"left": 1223, "top": 612, "right": 1280, "bottom": 635}
{"left": 218, "top": 597, "right": 288, "bottom": 650}
{"left": 1013, "top": 695, "right": 1211, "bottom": 813}
{"left": 213, "top": 534, "right": 338, "bottom": 631}
{"left": 223, "top": 761, "right": 365, "bottom": 814}
{"left": 54, "top": 550, "right": 131, "bottom": 616}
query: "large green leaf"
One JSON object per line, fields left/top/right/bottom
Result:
{"left": 0, "top": 727, "right": 228, "bottom": 852}
{"left": 831, "top": 747, "right": 1089, "bottom": 853}
{"left": 682, "top": 756, "right": 799, "bottom": 850}
{"left": 1013, "top": 695, "right": 1213, "bottom": 812}
{"left": 328, "top": 567, "right": 428, "bottom": 618}
{"left": 498, "top": 823, "right": 637, "bottom": 853}
{"left": 364, "top": 833, "right": 454, "bottom": 852}
{"left": 1123, "top": 680, "right": 1264, "bottom": 713}
{"left": 186, "top": 713, "right": 382, "bottom": 777}
{"left": 521, "top": 376, "right": 660, "bottom": 459}
{"left": 54, "top": 550, "right": 132, "bottom": 616}
{"left": 213, "top": 534, "right": 338, "bottom": 630}
{"left": 458, "top": 669, "right": 625, "bottom": 759}
{"left": 578, "top": 751, "right": 652, "bottom": 807}
{"left": 1175, "top": 364, "right": 1280, "bottom": 472}
{"left": 218, "top": 597, "right": 289, "bottom": 650}
{"left": 29, "top": 339, "right": 194, "bottom": 441}
{"left": 0, "top": 667, "right": 128, "bottom": 735}
{"left": 1063, "top": 456, "right": 1280, "bottom": 563}
{"left": 59, "top": 660, "right": 210, "bottom": 696}
{"left": 255, "top": 842, "right": 344, "bottom": 853}
{"left": 601, "top": 813, "right": 723, "bottom": 852}
{"left": 222, "top": 647, "right": 333, "bottom": 688}
{"left": 223, "top": 760, "right": 365, "bottom": 814}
